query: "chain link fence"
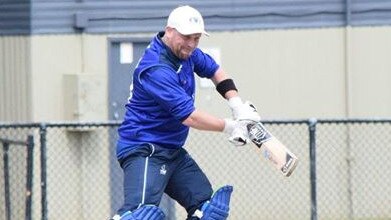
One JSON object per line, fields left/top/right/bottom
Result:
{"left": 0, "top": 125, "right": 36, "bottom": 220}
{"left": 315, "top": 120, "right": 391, "bottom": 220}
{"left": 1, "top": 119, "right": 390, "bottom": 220}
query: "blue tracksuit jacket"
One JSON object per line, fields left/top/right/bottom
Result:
{"left": 116, "top": 31, "right": 219, "bottom": 160}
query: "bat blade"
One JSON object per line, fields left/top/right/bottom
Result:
{"left": 247, "top": 122, "right": 299, "bottom": 177}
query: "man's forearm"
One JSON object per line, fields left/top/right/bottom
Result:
{"left": 182, "top": 109, "right": 225, "bottom": 132}
{"left": 211, "top": 67, "right": 239, "bottom": 99}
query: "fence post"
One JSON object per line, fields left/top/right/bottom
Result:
{"left": 309, "top": 118, "right": 317, "bottom": 220}
{"left": 39, "top": 124, "right": 48, "bottom": 220}
{"left": 3, "top": 141, "right": 11, "bottom": 220}
{"left": 25, "top": 135, "right": 34, "bottom": 220}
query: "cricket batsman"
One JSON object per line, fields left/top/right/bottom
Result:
{"left": 111, "top": 5, "right": 260, "bottom": 220}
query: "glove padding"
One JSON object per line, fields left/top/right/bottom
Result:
{"left": 223, "top": 119, "right": 249, "bottom": 146}
{"left": 228, "top": 97, "right": 261, "bottom": 122}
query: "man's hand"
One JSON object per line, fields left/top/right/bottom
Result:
{"left": 228, "top": 97, "right": 261, "bottom": 122}
{"left": 223, "top": 119, "right": 249, "bottom": 146}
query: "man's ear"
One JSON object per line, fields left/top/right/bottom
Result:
{"left": 165, "top": 27, "right": 174, "bottom": 36}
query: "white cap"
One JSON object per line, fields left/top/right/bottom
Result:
{"left": 167, "top": 5, "right": 209, "bottom": 36}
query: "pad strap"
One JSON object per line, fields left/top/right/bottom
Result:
{"left": 216, "top": 79, "right": 238, "bottom": 98}
{"left": 119, "top": 205, "right": 165, "bottom": 220}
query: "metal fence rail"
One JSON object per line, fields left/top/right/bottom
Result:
{"left": 0, "top": 119, "right": 390, "bottom": 220}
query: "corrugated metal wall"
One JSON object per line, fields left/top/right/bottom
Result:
{"left": 31, "top": 0, "right": 391, "bottom": 34}
{"left": 0, "top": 0, "right": 31, "bottom": 35}
{"left": 0, "top": 36, "right": 31, "bottom": 121}
{"left": 1, "top": 0, "right": 391, "bottom": 35}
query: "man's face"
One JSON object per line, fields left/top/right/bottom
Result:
{"left": 165, "top": 28, "right": 201, "bottom": 59}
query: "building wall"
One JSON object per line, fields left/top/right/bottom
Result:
{"left": 199, "top": 28, "right": 347, "bottom": 119}
{"left": 2, "top": 0, "right": 391, "bottom": 121}
{"left": 2, "top": 26, "right": 391, "bottom": 122}
{"left": 29, "top": 34, "right": 109, "bottom": 121}
{"left": 0, "top": 36, "right": 31, "bottom": 121}
{"left": 199, "top": 26, "right": 391, "bottom": 119}
{"left": 349, "top": 27, "right": 391, "bottom": 117}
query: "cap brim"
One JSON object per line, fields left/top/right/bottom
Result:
{"left": 177, "top": 28, "right": 210, "bottom": 37}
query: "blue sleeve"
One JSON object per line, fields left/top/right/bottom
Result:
{"left": 191, "top": 48, "right": 220, "bottom": 79}
{"left": 139, "top": 67, "right": 195, "bottom": 121}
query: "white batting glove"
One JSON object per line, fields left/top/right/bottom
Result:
{"left": 223, "top": 119, "right": 249, "bottom": 146}
{"left": 228, "top": 97, "right": 261, "bottom": 122}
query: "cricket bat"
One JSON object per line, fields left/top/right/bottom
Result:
{"left": 247, "top": 122, "right": 298, "bottom": 177}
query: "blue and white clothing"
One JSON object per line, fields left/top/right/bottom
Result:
{"left": 117, "top": 31, "right": 219, "bottom": 160}
{"left": 115, "top": 32, "right": 219, "bottom": 218}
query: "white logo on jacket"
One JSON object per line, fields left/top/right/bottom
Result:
{"left": 160, "top": 165, "right": 167, "bottom": 175}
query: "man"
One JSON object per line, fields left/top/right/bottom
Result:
{"left": 111, "top": 5, "right": 260, "bottom": 220}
